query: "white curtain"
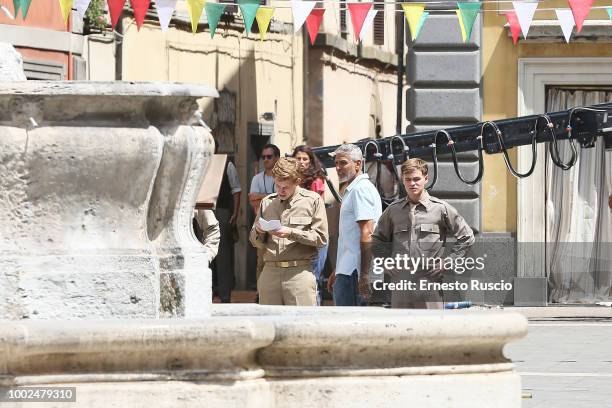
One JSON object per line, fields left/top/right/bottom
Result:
{"left": 546, "top": 88, "right": 612, "bottom": 303}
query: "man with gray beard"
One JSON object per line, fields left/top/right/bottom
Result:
{"left": 327, "top": 144, "right": 382, "bottom": 306}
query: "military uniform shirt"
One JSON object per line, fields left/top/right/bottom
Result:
{"left": 249, "top": 186, "right": 328, "bottom": 262}
{"left": 372, "top": 191, "right": 475, "bottom": 270}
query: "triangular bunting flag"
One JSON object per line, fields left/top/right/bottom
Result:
{"left": 305, "top": 8, "right": 325, "bottom": 45}
{"left": 359, "top": 9, "right": 377, "bottom": 40}
{"left": 19, "top": 0, "right": 32, "bottom": 18}
{"left": 186, "top": 0, "right": 205, "bottom": 33}
{"left": 503, "top": 11, "right": 521, "bottom": 44}
{"left": 568, "top": 0, "right": 593, "bottom": 33}
{"left": 556, "top": 9, "right": 575, "bottom": 43}
{"left": 238, "top": 0, "right": 260, "bottom": 34}
{"left": 414, "top": 11, "right": 429, "bottom": 40}
{"left": 292, "top": 1, "right": 316, "bottom": 33}
{"left": 130, "top": 0, "right": 151, "bottom": 30}
{"left": 608, "top": 7, "right": 612, "bottom": 21}
{"left": 205, "top": 3, "right": 226, "bottom": 38}
{"left": 155, "top": 0, "right": 176, "bottom": 32}
{"left": 13, "top": 0, "right": 20, "bottom": 17}
{"left": 401, "top": 4, "right": 425, "bottom": 41}
{"left": 75, "top": 0, "right": 92, "bottom": 18}
{"left": 457, "top": 2, "right": 481, "bottom": 42}
{"left": 59, "top": 0, "right": 73, "bottom": 23}
{"left": 456, "top": 10, "right": 467, "bottom": 42}
{"left": 255, "top": 7, "right": 274, "bottom": 41}
{"left": 348, "top": 2, "right": 372, "bottom": 41}
{"left": 107, "top": 0, "right": 127, "bottom": 29}
{"left": 512, "top": 2, "right": 538, "bottom": 39}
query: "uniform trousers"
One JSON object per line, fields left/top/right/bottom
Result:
{"left": 258, "top": 264, "right": 317, "bottom": 306}
{"left": 389, "top": 272, "right": 443, "bottom": 309}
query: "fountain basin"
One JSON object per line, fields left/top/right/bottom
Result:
{"left": 0, "top": 306, "right": 527, "bottom": 407}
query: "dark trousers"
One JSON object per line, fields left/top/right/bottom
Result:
{"left": 333, "top": 270, "right": 366, "bottom": 306}
{"left": 212, "top": 208, "right": 234, "bottom": 302}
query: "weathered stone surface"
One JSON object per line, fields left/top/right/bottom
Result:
{"left": 408, "top": 51, "right": 481, "bottom": 86}
{"left": 0, "top": 82, "right": 217, "bottom": 319}
{"left": 0, "top": 43, "right": 26, "bottom": 80}
{"left": 407, "top": 88, "right": 481, "bottom": 123}
{"left": 0, "top": 306, "right": 528, "bottom": 407}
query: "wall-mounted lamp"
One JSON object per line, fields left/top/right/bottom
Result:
{"left": 261, "top": 112, "right": 275, "bottom": 121}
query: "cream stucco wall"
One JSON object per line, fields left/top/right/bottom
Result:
{"left": 120, "top": 17, "right": 303, "bottom": 156}
{"left": 482, "top": 1, "right": 612, "bottom": 233}
{"left": 83, "top": 35, "right": 116, "bottom": 81}
{"left": 321, "top": 56, "right": 403, "bottom": 146}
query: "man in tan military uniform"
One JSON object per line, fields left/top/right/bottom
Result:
{"left": 249, "top": 157, "right": 328, "bottom": 306}
{"left": 372, "top": 158, "right": 474, "bottom": 309}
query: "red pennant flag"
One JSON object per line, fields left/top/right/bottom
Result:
{"left": 568, "top": 0, "right": 593, "bottom": 33}
{"left": 305, "top": 8, "right": 325, "bottom": 45}
{"left": 347, "top": 3, "right": 372, "bottom": 41}
{"left": 131, "top": 0, "right": 151, "bottom": 30}
{"left": 107, "top": 0, "right": 127, "bottom": 29}
{"left": 504, "top": 11, "right": 521, "bottom": 45}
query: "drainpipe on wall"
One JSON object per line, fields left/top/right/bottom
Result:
{"left": 67, "top": 11, "right": 73, "bottom": 80}
{"left": 395, "top": 8, "right": 404, "bottom": 136}
{"left": 302, "top": 29, "right": 309, "bottom": 145}
{"left": 115, "top": 14, "right": 123, "bottom": 80}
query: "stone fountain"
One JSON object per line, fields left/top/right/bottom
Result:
{"left": 0, "top": 79, "right": 527, "bottom": 407}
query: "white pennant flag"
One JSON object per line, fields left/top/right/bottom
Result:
{"left": 512, "top": 1, "right": 538, "bottom": 39}
{"left": 156, "top": 0, "right": 177, "bottom": 32}
{"left": 555, "top": 9, "right": 575, "bottom": 43}
{"left": 359, "top": 9, "right": 378, "bottom": 40}
{"left": 292, "top": 1, "right": 317, "bottom": 33}
{"left": 75, "top": 0, "right": 92, "bottom": 18}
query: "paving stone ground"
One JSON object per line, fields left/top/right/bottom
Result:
{"left": 504, "top": 307, "right": 612, "bottom": 408}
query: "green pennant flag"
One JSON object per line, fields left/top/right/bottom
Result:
{"left": 20, "top": 0, "right": 32, "bottom": 18}
{"left": 205, "top": 3, "right": 227, "bottom": 38}
{"left": 607, "top": 7, "right": 612, "bottom": 21}
{"left": 13, "top": 0, "right": 32, "bottom": 19}
{"left": 238, "top": 0, "right": 260, "bottom": 35}
{"left": 457, "top": 2, "right": 481, "bottom": 42}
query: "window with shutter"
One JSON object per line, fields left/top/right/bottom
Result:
{"left": 340, "top": 0, "right": 347, "bottom": 39}
{"left": 373, "top": 0, "right": 384, "bottom": 45}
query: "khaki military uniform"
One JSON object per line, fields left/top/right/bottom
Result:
{"left": 194, "top": 210, "right": 221, "bottom": 262}
{"left": 249, "top": 187, "right": 328, "bottom": 306}
{"left": 372, "top": 191, "right": 474, "bottom": 309}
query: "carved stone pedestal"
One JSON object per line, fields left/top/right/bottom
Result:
{"left": 0, "top": 82, "right": 218, "bottom": 319}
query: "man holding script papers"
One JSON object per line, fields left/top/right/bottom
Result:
{"left": 258, "top": 218, "right": 282, "bottom": 232}
{"left": 249, "top": 158, "right": 328, "bottom": 306}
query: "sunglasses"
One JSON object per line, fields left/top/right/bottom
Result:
{"left": 262, "top": 155, "right": 275, "bottom": 160}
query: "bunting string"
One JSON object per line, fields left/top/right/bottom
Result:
{"left": 9, "top": 0, "right": 612, "bottom": 46}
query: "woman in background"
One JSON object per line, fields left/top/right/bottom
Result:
{"left": 292, "top": 145, "right": 328, "bottom": 305}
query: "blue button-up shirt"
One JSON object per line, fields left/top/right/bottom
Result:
{"left": 336, "top": 173, "right": 382, "bottom": 276}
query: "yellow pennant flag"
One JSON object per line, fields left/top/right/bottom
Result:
{"left": 59, "top": 0, "right": 73, "bottom": 23}
{"left": 256, "top": 7, "right": 275, "bottom": 42}
{"left": 401, "top": 3, "right": 425, "bottom": 41}
{"left": 455, "top": 10, "right": 468, "bottom": 43}
{"left": 186, "top": 0, "right": 206, "bottom": 33}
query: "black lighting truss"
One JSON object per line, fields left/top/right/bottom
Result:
{"left": 312, "top": 102, "right": 612, "bottom": 170}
